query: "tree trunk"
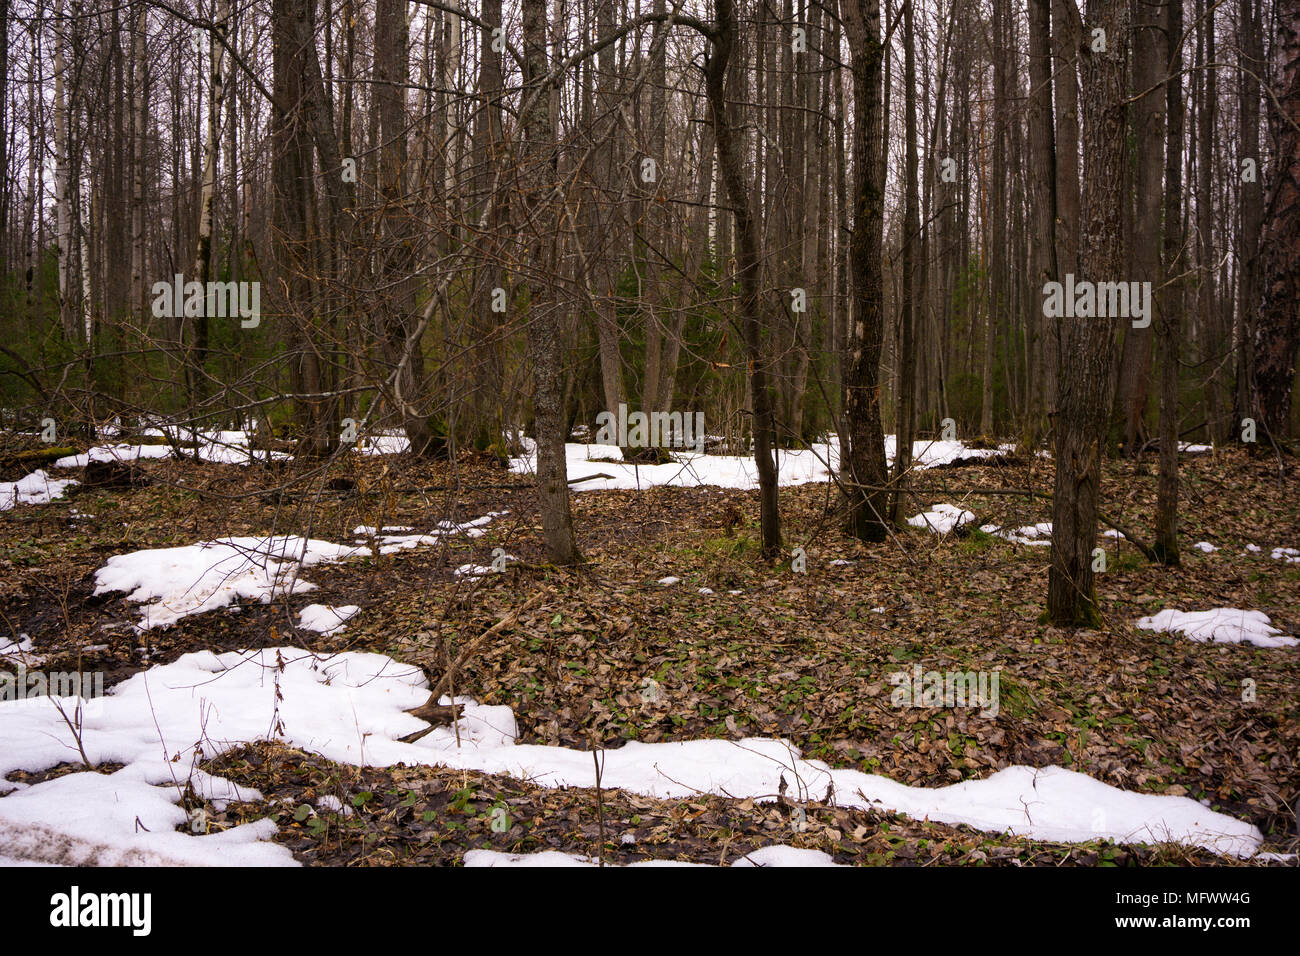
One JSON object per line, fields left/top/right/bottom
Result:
{"left": 130, "top": 2, "right": 147, "bottom": 323}
{"left": 840, "top": 0, "right": 890, "bottom": 543}
{"left": 189, "top": 0, "right": 232, "bottom": 404}
{"left": 1113, "top": 0, "right": 1166, "bottom": 454}
{"left": 708, "top": 0, "right": 781, "bottom": 557}
{"left": 1051, "top": 0, "right": 1082, "bottom": 277}
{"left": 1235, "top": 0, "right": 1264, "bottom": 431}
{"left": 1027, "top": 0, "right": 1059, "bottom": 418}
{"left": 53, "top": 0, "right": 77, "bottom": 347}
{"left": 375, "top": 0, "right": 439, "bottom": 456}
{"left": 891, "top": 0, "right": 919, "bottom": 525}
{"left": 521, "top": 0, "right": 580, "bottom": 564}
{"left": 1047, "top": 0, "right": 1125, "bottom": 626}
{"left": 1255, "top": 0, "right": 1300, "bottom": 439}
{"left": 271, "top": 0, "right": 320, "bottom": 452}
{"left": 1156, "top": 0, "right": 1184, "bottom": 563}
{"left": 1195, "top": 0, "right": 1223, "bottom": 441}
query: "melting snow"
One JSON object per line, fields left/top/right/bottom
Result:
{"left": 907, "top": 504, "right": 975, "bottom": 535}
{"left": 53, "top": 443, "right": 174, "bottom": 468}
{"left": 510, "top": 437, "right": 1015, "bottom": 492}
{"left": 1136, "top": 608, "right": 1298, "bottom": 648}
{"left": 0, "top": 648, "right": 1266, "bottom": 864}
{"left": 91, "top": 513, "right": 509, "bottom": 630}
{"left": 1, "top": 469, "right": 78, "bottom": 510}
{"left": 297, "top": 604, "right": 360, "bottom": 636}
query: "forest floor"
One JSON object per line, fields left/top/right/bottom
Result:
{"left": 1, "top": 432, "right": 1297, "bottom": 866}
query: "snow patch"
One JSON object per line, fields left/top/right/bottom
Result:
{"left": 0, "top": 633, "right": 44, "bottom": 666}
{"left": 93, "top": 513, "right": 508, "bottom": 629}
{"left": 907, "top": 504, "right": 975, "bottom": 535}
{"left": 93, "top": 537, "right": 364, "bottom": 630}
{"left": 0, "top": 647, "right": 1265, "bottom": 863}
{"left": 1136, "top": 608, "right": 1298, "bottom": 648}
{"left": 463, "top": 845, "right": 839, "bottom": 867}
{"left": 1, "top": 469, "right": 78, "bottom": 510}
{"left": 53, "top": 443, "right": 174, "bottom": 468}
{"left": 297, "top": 604, "right": 360, "bottom": 636}
{"left": 981, "top": 522, "right": 1053, "bottom": 547}
{"left": 511, "top": 437, "right": 1015, "bottom": 492}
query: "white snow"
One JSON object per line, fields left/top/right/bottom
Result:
{"left": 1193, "top": 542, "right": 1218, "bottom": 553}
{"left": 510, "top": 437, "right": 1015, "bottom": 492}
{"left": 315, "top": 794, "right": 353, "bottom": 816}
{"left": 732, "top": 846, "right": 843, "bottom": 867}
{"left": 92, "top": 513, "right": 509, "bottom": 630}
{"left": 463, "top": 845, "right": 838, "bottom": 867}
{"left": 462, "top": 849, "right": 692, "bottom": 867}
{"left": 354, "top": 515, "right": 508, "bottom": 554}
{"left": 907, "top": 503, "right": 975, "bottom": 535}
{"left": 93, "top": 537, "right": 365, "bottom": 630}
{"left": 53, "top": 443, "right": 174, "bottom": 468}
{"left": 1136, "top": 608, "right": 1299, "bottom": 648}
{"left": 0, "top": 634, "right": 35, "bottom": 657}
{"left": 0, "top": 647, "right": 1266, "bottom": 864}
{"left": 355, "top": 432, "right": 411, "bottom": 456}
{"left": 297, "top": 604, "right": 360, "bottom": 636}
{"left": 657, "top": 576, "right": 681, "bottom": 585}
{"left": 0, "top": 634, "right": 43, "bottom": 666}
{"left": 0, "top": 770, "right": 289, "bottom": 866}
{"left": 1271, "top": 547, "right": 1299, "bottom": 564}
{"left": 1, "top": 469, "right": 78, "bottom": 510}
{"left": 353, "top": 524, "right": 414, "bottom": 535}
{"left": 979, "top": 522, "right": 1054, "bottom": 546}
{"left": 142, "top": 426, "right": 289, "bottom": 465}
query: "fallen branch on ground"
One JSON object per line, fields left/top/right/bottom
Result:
{"left": 399, "top": 590, "right": 547, "bottom": 743}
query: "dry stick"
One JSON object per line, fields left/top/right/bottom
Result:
{"left": 399, "top": 591, "right": 547, "bottom": 742}
{"left": 592, "top": 747, "right": 607, "bottom": 867}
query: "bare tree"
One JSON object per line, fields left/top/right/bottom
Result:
{"left": 520, "top": 0, "right": 580, "bottom": 564}
{"left": 840, "top": 0, "right": 890, "bottom": 544}
{"left": 1157, "top": 0, "right": 1185, "bottom": 563}
{"left": 1255, "top": 0, "right": 1300, "bottom": 439}
{"left": 1046, "top": 0, "right": 1127, "bottom": 626}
